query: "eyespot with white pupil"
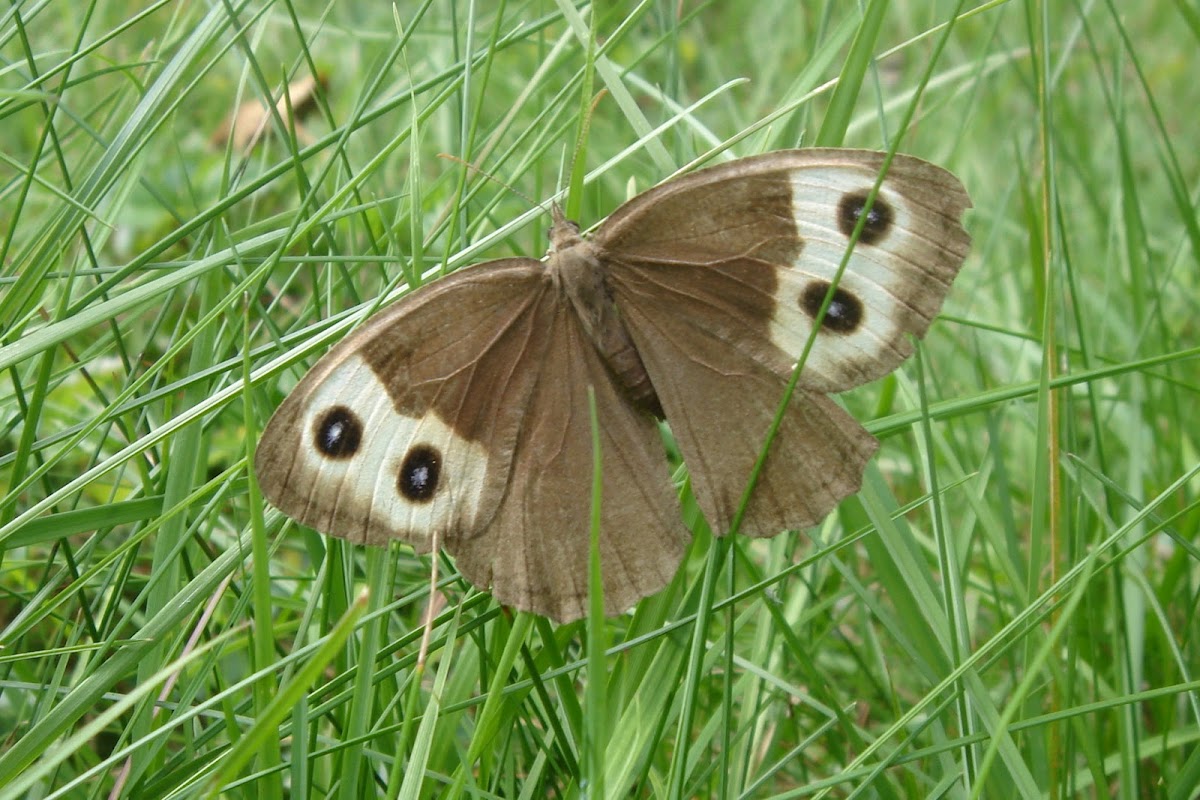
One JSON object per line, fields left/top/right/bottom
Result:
{"left": 837, "top": 190, "right": 894, "bottom": 245}
{"left": 313, "top": 406, "right": 362, "bottom": 459}
{"left": 399, "top": 445, "right": 441, "bottom": 502}
{"left": 800, "top": 281, "right": 863, "bottom": 333}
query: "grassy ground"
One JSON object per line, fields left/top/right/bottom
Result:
{"left": 1, "top": 0, "right": 1198, "bottom": 797}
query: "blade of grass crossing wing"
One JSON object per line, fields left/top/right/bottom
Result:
{"left": 585, "top": 386, "right": 609, "bottom": 797}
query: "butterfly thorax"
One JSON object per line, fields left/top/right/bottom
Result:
{"left": 548, "top": 215, "right": 663, "bottom": 418}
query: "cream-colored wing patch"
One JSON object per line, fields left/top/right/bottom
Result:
{"left": 766, "top": 163, "right": 970, "bottom": 392}
{"left": 596, "top": 149, "right": 969, "bottom": 395}
{"left": 257, "top": 354, "right": 489, "bottom": 550}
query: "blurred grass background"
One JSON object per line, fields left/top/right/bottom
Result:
{"left": 1, "top": 1, "right": 1198, "bottom": 797}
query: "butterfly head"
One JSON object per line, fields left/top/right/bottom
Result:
{"left": 548, "top": 205, "right": 584, "bottom": 254}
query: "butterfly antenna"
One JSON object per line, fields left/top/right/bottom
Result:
{"left": 437, "top": 153, "right": 552, "bottom": 219}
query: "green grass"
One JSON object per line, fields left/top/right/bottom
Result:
{"left": 2, "top": 0, "right": 1198, "bottom": 797}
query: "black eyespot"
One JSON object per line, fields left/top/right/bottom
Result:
{"left": 837, "top": 190, "right": 894, "bottom": 245}
{"left": 800, "top": 281, "right": 864, "bottom": 333}
{"left": 313, "top": 406, "right": 362, "bottom": 459}
{"left": 399, "top": 445, "right": 441, "bottom": 502}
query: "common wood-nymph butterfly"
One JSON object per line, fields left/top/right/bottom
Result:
{"left": 255, "top": 149, "right": 971, "bottom": 622}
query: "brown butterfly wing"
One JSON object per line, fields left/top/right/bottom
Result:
{"left": 601, "top": 149, "right": 970, "bottom": 535}
{"left": 255, "top": 259, "right": 685, "bottom": 621}
{"left": 599, "top": 149, "right": 971, "bottom": 392}
{"left": 255, "top": 259, "right": 553, "bottom": 551}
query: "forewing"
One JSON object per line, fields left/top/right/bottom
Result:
{"left": 254, "top": 259, "right": 552, "bottom": 551}
{"left": 598, "top": 148, "right": 971, "bottom": 392}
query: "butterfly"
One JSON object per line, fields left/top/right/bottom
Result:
{"left": 254, "top": 149, "right": 971, "bottom": 622}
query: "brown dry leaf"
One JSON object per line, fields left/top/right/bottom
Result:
{"left": 211, "top": 73, "right": 327, "bottom": 153}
